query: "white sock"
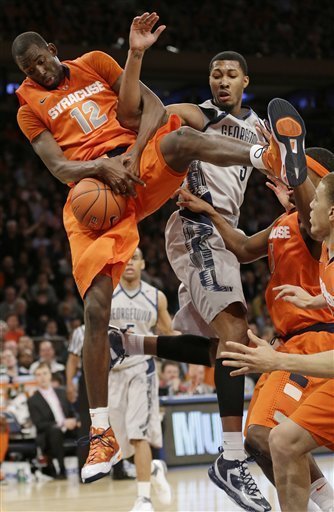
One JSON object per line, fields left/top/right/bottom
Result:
{"left": 137, "top": 481, "right": 151, "bottom": 499}
{"left": 250, "top": 143, "right": 267, "bottom": 170}
{"left": 310, "top": 477, "right": 334, "bottom": 512}
{"left": 125, "top": 334, "right": 145, "bottom": 356}
{"left": 89, "top": 407, "right": 110, "bottom": 429}
{"left": 222, "top": 432, "right": 246, "bottom": 461}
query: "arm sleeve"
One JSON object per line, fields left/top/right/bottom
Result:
{"left": 17, "top": 104, "right": 47, "bottom": 142}
{"left": 80, "top": 50, "right": 123, "bottom": 87}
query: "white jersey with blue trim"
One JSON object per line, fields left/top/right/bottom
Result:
{"left": 110, "top": 280, "right": 159, "bottom": 369}
{"left": 183, "top": 100, "right": 261, "bottom": 228}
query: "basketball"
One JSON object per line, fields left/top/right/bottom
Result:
{"left": 70, "top": 178, "right": 127, "bottom": 231}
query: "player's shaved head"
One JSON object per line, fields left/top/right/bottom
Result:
{"left": 12, "top": 31, "right": 48, "bottom": 60}
{"left": 306, "top": 147, "right": 334, "bottom": 174}
{"left": 209, "top": 51, "right": 248, "bottom": 75}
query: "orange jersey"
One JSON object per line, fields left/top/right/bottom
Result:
{"left": 265, "top": 211, "right": 332, "bottom": 336}
{"left": 319, "top": 242, "right": 334, "bottom": 314}
{"left": 16, "top": 51, "right": 136, "bottom": 161}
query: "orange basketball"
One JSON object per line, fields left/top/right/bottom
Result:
{"left": 70, "top": 178, "right": 127, "bottom": 231}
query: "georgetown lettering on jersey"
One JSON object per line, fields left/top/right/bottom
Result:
{"left": 221, "top": 124, "right": 257, "bottom": 144}
{"left": 110, "top": 307, "right": 152, "bottom": 323}
{"left": 48, "top": 81, "right": 105, "bottom": 119}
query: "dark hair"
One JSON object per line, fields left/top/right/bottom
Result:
{"left": 306, "top": 147, "right": 334, "bottom": 174}
{"left": 12, "top": 31, "right": 48, "bottom": 60}
{"left": 34, "top": 361, "right": 51, "bottom": 374}
{"left": 209, "top": 51, "right": 248, "bottom": 75}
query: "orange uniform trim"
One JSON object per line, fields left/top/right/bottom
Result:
{"left": 306, "top": 156, "right": 330, "bottom": 178}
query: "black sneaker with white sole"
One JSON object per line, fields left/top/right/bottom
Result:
{"left": 267, "top": 98, "right": 307, "bottom": 187}
{"left": 208, "top": 448, "right": 271, "bottom": 512}
{"left": 108, "top": 325, "right": 128, "bottom": 368}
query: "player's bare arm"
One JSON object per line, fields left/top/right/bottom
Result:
{"left": 117, "top": 12, "right": 166, "bottom": 127}
{"left": 155, "top": 291, "right": 175, "bottom": 335}
{"left": 273, "top": 285, "right": 327, "bottom": 309}
{"left": 166, "top": 103, "right": 206, "bottom": 130}
{"left": 66, "top": 352, "right": 80, "bottom": 403}
{"left": 221, "top": 330, "right": 334, "bottom": 378}
{"left": 32, "top": 130, "right": 144, "bottom": 195}
{"left": 175, "top": 187, "right": 272, "bottom": 263}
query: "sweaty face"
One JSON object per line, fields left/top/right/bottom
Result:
{"left": 209, "top": 60, "right": 249, "bottom": 115}
{"left": 310, "top": 181, "right": 331, "bottom": 240}
{"left": 16, "top": 44, "right": 64, "bottom": 89}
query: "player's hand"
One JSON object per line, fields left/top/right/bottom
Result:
{"left": 255, "top": 119, "right": 271, "bottom": 144}
{"left": 129, "top": 12, "right": 166, "bottom": 52}
{"left": 273, "top": 284, "right": 314, "bottom": 308}
{"left": 99, "top": 156, "right": 145, "bottom": 196}
{"left": 266, "top": 176, "right": 294, "bottom": 212}
{"left": 121, "top": 151, "right": 141, "bottom": 178}
{"left": 220, "top": 329, "right": 277, "bottom": 376}
{"left": 173, "top": 188, "right": 215, "bottom": 215}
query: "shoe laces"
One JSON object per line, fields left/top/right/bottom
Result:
{"left": 238, "top": 459, "right": 262, "bottom": 497}
{"left": 78, "top": 428, "right": 116, "bottom": 463}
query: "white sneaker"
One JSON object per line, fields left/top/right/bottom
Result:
{"left": 129, "top": 497, "right": 154, "bottom": 511}
{"left": 151, "top": 459, "right": 172, "bottom": 505}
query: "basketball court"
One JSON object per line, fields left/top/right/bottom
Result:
{"left": 4, "top": 455, "right": 334, "bottom": 512}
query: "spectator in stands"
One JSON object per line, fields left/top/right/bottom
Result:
{"left": 1, "top": 349, "right": 26, "bottom": 382}
{"left": 30, "top": 340, "right": 65, "bottom": 375}
{"left": 0, "top": 287, "right": 17, "bottom": 321}
{"left": 14, "top": 297, "right": 28, "bottom": 331}
{"left": 28, "top": 362, "right": 79, "bottom": 479}
{"left": 17, "top": 348, "right": 34, "bottom": 374}
{"left": 186, "top": 364, "right": 214, "bottom": 395}
{"left": 30, "top": 272, "right": 58, "bottom": 305}
{"left": 0, "top": 320, "right": 9, "bottom": 347}
{"left": 4, "top": 340, "right": 19, "bottom": 357}
{"left": 159, "top": 360, "right": 187, "bottom": 396}
{"left": 3, "top": 313, "right": 25, "bottom": 343}
{"left": 17, "top": 335, "right": 35, "bottom": 356}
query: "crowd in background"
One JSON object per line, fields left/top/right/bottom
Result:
{"left": 1, "top": 0, "right": 334, "bottom": 59}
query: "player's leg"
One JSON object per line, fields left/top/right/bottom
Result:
{"left": 108, "top": 327, "right": 218, "bottom": 367}
{"left": 269, "top": 420, "right": 318, "bottom": 512}
{"left": 81, "top": 274, "right": 122, "bottom": 483}
{"left": 130, "top": 439, "right": 153, "bottom": 512}
{"left": 206, "top": 304, "right": 271, "bottom": 512}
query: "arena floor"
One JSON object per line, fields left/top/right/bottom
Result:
{"left": 4, "top": 455, "right": 334, "bottom": 512}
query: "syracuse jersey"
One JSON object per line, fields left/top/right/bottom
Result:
{"left": 265, "top": 211, "right": 333, "bottom": 336}
{"left": 16, "top": 51, "right": 136, "bottom": 161}
{"left": 319, "top": 242, "right": 334, "bottom": 314}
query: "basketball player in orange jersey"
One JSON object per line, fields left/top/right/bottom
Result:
{"left": 218, "top": 174, "right": 334, "bottom": 512}
{"left": 12, "top": 12, "right": 301, "bottom": 487}
{"left": 175, "top": 145, "right": 334, "bottom": 512}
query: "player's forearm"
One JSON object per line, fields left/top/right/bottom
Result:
{"left": 305, "top": 293, "right": 328, "bottom": 309}
{"left": 294, "top": 178, "right": 316, "bottom": 236}
{"left": 275, "top": 350, "right": 334, "bottom": 378}
{"left": 46, "top": 157, "right": 106, "bottom": 184}
{"left": 117, "top": 49, "right": 145, "bottom": 128}
{"left": 209, "top": 210, "right": 268, "bottom": 263}
{"left": 65, "top": 353, "right": 80, "bottom": 385}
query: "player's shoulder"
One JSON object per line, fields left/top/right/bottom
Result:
{"left": 140, "top": 279, "right": 159, "bottom": 294}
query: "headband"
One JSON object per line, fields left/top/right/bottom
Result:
{"left": 306, "top": 155, "right": 330, "bottom": 178}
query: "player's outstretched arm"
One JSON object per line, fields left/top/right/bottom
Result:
{"left": 32, "top": 130, "right": 144, "bottom": 195}
{"left": 117, "top": 12, "right": 166, "bottom": 126}
{"left": 221, "top": 329, "right": 334, "bottom": 378}
{"left": 273, "top": 284, "right": 327, "bottom": 309}
{"left": 175, "top": 188, "right": 272, "bottom": 263}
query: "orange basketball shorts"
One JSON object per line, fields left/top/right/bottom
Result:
{"left": 290, "top": 380, "right": 334, "bottom": 451}
{"left": 245, "top": 330, "right": 334, "bottom": 433}
{"left": 63, "top": 114, "right": 186, "bottom": 298}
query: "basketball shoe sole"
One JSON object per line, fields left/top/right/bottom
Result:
{"left": 267, "top": 98, "right": 307, "bottom": 187}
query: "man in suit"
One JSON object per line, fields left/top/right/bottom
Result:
{"left": 28, "top": 362, "right": 79, "bottom": 478}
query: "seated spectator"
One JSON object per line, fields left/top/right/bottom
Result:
{"left": 14, "top": 298, "right": 28, "bottom": 331}
{"left": 1, "top": 349, "right": 27, "bottom": 383}
{"left": 0, "top": 320, "right": 9, "bottom": 345}
{"left": 186, "top": 364, "right": 214, "bottom": 395}
{"left": 28, "top": 363, "right": 79, "bottom": 479}
{"left": 30, "top": 272, "right": 58, "bottom": 305}
{"left": 0, "top": 286, "right": 17, "bottom": 321}
{"left": 17, "top": 349, "right": 35, "bottom": 375}
{"left": 3, "top": 313, "right": 25, "bottom": 343}
{"left": 17, "top": 335, "right": 35, "bottom": 356}
{"left": 159, "top": 360, "right": 187, "bottom": 396}
{"left": 4, "top": 339, "right": 19, "bottom": 357}
{"left": 30, "top": 340, "right": 65, "bottom": 375}
{"left": 27, "top": 291, "right": 58, "bottom": 336}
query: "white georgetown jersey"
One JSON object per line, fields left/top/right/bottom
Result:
{"left": 110, "top": 280, "right": 159, "bottom": 369}
{"left": 183, "top": 99, "right": 261, "bottom": 227}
